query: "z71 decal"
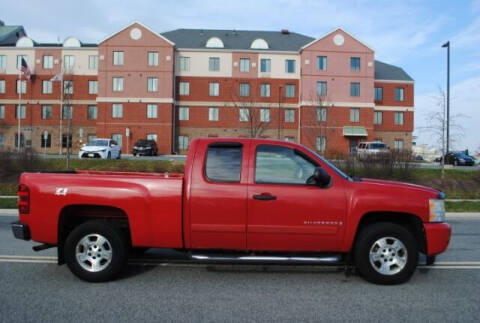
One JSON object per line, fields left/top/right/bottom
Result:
{"left": 55, "top": 188, "right": 68, "bottom": 196}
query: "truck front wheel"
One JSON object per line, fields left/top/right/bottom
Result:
{"left": 354, "top": 222, "right": 418, "bottom": 285}
{"left": 64, "top": 220, "right": 128, "bottom": 282}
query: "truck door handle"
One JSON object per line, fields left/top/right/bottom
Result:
{"left": 253, "top": 194, "right": 277, "bottom": 201}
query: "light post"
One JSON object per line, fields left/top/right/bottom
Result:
{"left": 442, "top": 41, "right": 450, "bottom": 153}
{"left": 278, "top": 85, "right": 282, "bottom": 139}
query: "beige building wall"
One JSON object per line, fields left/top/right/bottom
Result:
{"left": 258, "top": 53, "right": 300, "bottom": 79}
{"left": 175, "top": 51, "right": 233, "bottom": 77}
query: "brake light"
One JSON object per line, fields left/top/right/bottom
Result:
{"left": 18, "top": 184, "right": 30, "bottom": 214}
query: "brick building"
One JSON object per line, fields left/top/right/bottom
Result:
{"left": 0, "top": 21, "right": 414, "bottom": 155}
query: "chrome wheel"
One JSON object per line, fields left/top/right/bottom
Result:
{"left": 75, "top": 234, "right": 113, "bottom": 272}
{"left": 369, "top": 237, "right": 407, "bottom": 276}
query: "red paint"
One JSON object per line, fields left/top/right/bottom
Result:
{"left": 17, "top": 138, "right": 450, "bottom": 257}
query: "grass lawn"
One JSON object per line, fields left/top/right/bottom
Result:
{"left": 0, "top": 198, "right": 18, "bottom": 209}
{"left": 445, "top": 201, "right": 480, "bottom": 212}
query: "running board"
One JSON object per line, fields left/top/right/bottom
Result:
{"left": 190, "top": 254, "right": 342, "bottom": 264}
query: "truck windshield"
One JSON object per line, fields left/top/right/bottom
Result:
{"left": 87, "top": 140, "right": 109, "bottom": 146}
{"left": 304, "top": 147, "right": 352, "bottom": 181}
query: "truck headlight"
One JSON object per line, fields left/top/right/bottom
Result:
{"left": 429, "top": 199, "right": 445, "bottom": 222}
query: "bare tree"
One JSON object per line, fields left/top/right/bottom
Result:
{"left": 63, "top": 76, "right": 74, "bottom": 169}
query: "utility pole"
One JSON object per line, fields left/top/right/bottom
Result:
{"left": 442, "top": 41, "right": 450, "bottom": 153}
{"left": 278, "top": 85, "right": 282, "bottom": 139}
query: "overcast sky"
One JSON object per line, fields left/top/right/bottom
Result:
{"left": 2, "top": 0, "right": 479, "bottom": 152}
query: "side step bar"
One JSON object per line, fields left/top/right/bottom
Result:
{"left": 190, "top": 254, "right": 342, "bottom": 264}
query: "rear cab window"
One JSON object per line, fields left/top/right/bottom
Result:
{"left": 205, "top": 143, "right": 243, "bottom": 182}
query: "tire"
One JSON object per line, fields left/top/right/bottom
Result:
{"left": 454, "top": 160, "right": 458, "bottom": 166}
{"left": 107, "top": 152, "right": 111, "bottom": 159}
{"left": 64, "top": 220, "right": 128, "bottom": 282}
{"left": 117, "top": 152, "right": 121, "bottom": 160}
{"left": 354, "top": 222, "right": 418, "bottom": 285}
{"left": 133, "top": 153, "right": 136, "bottom": 157}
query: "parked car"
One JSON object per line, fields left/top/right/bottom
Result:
{"left": 132, "top": 139, "right": 158, "bottom": 156}
{"left": 78, "top": 138, "right": 121, "bottom": 159}
{"left": 357, "top": 141, "right": 389, "bottom": 159}
{"left": 443, "top": 152, "right": 475, "bottom": 166}
{"left": 12, "top": 138, "right": 451, "bottom": 285}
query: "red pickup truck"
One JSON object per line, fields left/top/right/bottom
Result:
{"left": 12, "top": 138, "right": 451, "bottom": 284}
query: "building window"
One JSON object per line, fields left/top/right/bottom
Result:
{"left": 317, "top": 81, "right": 327, "bottom": 97}
{"left": 112, "top": 134, "right": 122, "bottom": 148}
{"left": 112, "top": 77, "right": 124, "bottom": 92}
{"left": 0, "top": 80, "right": 5, "bottom": 93}
{"left": 285, "top": 84, "right": 295, "bottom": 98}
{"left": 394, "top": 139, "right": 404, "bottom": 150}
{"left": 260, "top": 83, "right": 270, "bottom": 97}
{"left": 146, "top": 134, "right": 157, "bottom": 142}
{"left": 350, "top": 108, "right": 360, "bottom": 123}
{"left": 239, "top": 83, "right": 250, "bottom": 97}
{"left": 87, "top": 105, "right": 97, "bottom": 120}
{"left": 88, "top": 80, "right": 98, "bottom": 94}
{"left": 285, "top": 59, "right": 295, "bottom": 73}
{"left": 112, "top": 104, "right": 123, "bottom": 118}
{"left": 113, "top": 51, "right": 124, "bottom": 65}
{"left": 260, "top": 58, "right": 271, "bottom": 72}
{"left": 374, "top": 111, "right": 383, "bottom": 125}
{"left": 16, "top": 80, "right": 26, "bottom": 94}
{"left": 209, "top": 107, "right": 219, "bottom": 121}
{"left": 61, "top": 134, "right": 72, "bottom": 148}
{"left": 374, "top": 87, "right": 383, "bottom": 101}
{"left": 240, "top": 58, "right": 250, "bottom": 72}
{"left": 179, "top": 56, "right": 190, "bottom": 71}
{"left": 147, "top": 77, "right": 158, "bottom": 92}
{"left": 42, "top": 80, "right": 52, "bottom": 94}
{"left": 0, "top": 105, "right": 5, "bottom": 118}
{"left": 88, "top": 55, "right": 98, "bottom": 69}
{"left": 317, "top": 56, "right": 327, "bottom": 71}
{"left": 239, "top": 108, "right": 249, "bottom": 122}
{"left": 179, "top": 107, "right": 189, "bottom": 121}
{"left": 0, "top": 55, "right": 6, "bottom": 70}
{"left": 395, "top": 88, "right": 404, "bottom": 101}
{"left": 0, "top": 133, "right": 4, "bottom": 147}
{"left": 350, "top": 82, "right": 360, "bottom": 97}
{"left": 209, "top": 82, "right": 219, "bottom": 96}
{"left": 316, "top": 136, "right": 326, "bottom": 152}
{"left": 87, "top": 134, "right": 96, "bottom": 143}
{"left": 41, "top": 133, "right": 51, "bottom": 148}
{"left": 64, "top": 80, "right": 74, "bottom": 94}
{"left": 260, "top": 108, "right": 270, "bottom": 122}
{"left": 43, "top": 55, "right": 53, "bottom": 69}
{"left": 147, "top": 104, "right": 158, "bottom": 118}
{"left": 15, "top": 105, "right": 26, "bottom": 119}
{"left": 351, "top": 57, "right": 360, "bottom": 71}
{"left": 179, "top": 82, "right": 189, "bottom": 95}
{"left": 394, "top": 112, "right": 404, "bottom": 125}
{"left": 16, "top": 55, "right": 27, "bottom": 70}
{"left": 285, "top": 109, "right": 295, "bottom": 123}
{"left": 63, "top": 55, "right": 75, "bottom": 69}
{"left": 41, "top": 105, "right": 52, "bottom": 119}
{"left": 209, "top": 57, "right": 220, "bottom": 71}
{"left": 62, "top": 105, "right": 73, "bottom": 119}
{"left": 15, "top": 133, "right": 25, "bottom": 148}
{"left": 316, "top": 107, "right": 327, "bottom": 122}
{"left": 148, "top": 51, "right": 159, "bottom": 66}
{"left": 178, "top": 136, "right": 189, "bottom": 150}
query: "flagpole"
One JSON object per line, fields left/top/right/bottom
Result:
{"left": 59, "top": 64, "right": 63, "bottom": 155}
{"left": 17, "top": 70, "right": 22, "bottom": 152}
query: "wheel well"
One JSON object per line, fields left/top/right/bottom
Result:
{"left": 354, "top": 212, "right": 426, "bottom": 254}
{"left": 57, "top": 205, "right": 130, "bottom": 264}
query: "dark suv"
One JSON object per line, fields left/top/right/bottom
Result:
{"left": 443, "top": 152, "right": 475, "bottom": 166}
{"left": 132, "top": 139, "right": 158, "bottom": 156}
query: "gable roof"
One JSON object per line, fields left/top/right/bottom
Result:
{"left": 100, "top": 21, "right": 175, "bottom": 45}
{"left": 301, "top": 27, "right": 374, "bottom": 52}
{"left": 0, "top": 25, "right": 26, "bottom": 46}
{"left": 375, "top": 60, "right": 413, "bottom": 82}
{"left": 161, "top": 28, "right": 314, "bottom": 51}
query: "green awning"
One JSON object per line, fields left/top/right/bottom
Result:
{"left": 343, "top": 126, "right": 368, "bottom": 136}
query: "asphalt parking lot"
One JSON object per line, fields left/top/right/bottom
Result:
{"left": 1, "top": 212, "right": 479, "bottom": 322}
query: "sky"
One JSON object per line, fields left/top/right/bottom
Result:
{"left": 2, "top": 0, "right": 479, "bottom": 153}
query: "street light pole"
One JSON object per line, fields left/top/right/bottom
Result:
{"left": 278, "top": 85, "right": 282, "bottom": 139}
{"left": 442, "top": 41, "right": 450, "bottom": 153}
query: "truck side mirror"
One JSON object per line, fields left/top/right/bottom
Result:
{"left": 313, "top": 167, "right": 331, "bottom": 187}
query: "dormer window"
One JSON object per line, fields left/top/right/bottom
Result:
{"left": 250, "top": 38, "right": 269, "bottom": 49}
{"left": 206, "top": 37, "right": 224, "bottom": 48}
{"left": 63, "top": 37, "right": 81, "bottom": 48}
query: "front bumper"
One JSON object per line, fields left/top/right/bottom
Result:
{"left": 133, "top": 149, "right": 152, "bottom": 155}
{"left": 424, "top": 222, "right": 451, "bottom": 256}
{"left": 11, "top": 221, "right": 31, "bottom": 240}
{"left": 79, "top": 151, "right": 107, "bottom": 158}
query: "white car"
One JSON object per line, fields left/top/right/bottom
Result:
{"left": 357, "top": 141, "right": 389, "bottom": 159}
{"left": 79, "top": 138, "right": 121, "bottom": 159}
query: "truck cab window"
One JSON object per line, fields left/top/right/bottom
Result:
{"left": 205, "top": 145, "right": 242, "bottom": 182}
{"left": 255, "top": 145, "right": 317, "bottom": 184}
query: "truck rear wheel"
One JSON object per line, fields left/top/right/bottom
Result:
{"left": 354, "top": 222, "right": 418, "bottom": 285}
{"left": 64, "top": 220, "right": 128, "bottom": 282}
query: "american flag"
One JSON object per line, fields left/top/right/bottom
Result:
{"left": 21, "top": 58, "right": 31, "bottom": 80}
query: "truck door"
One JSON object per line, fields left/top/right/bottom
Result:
{"left": 247, "top": 143, "right": 346, "bottom": 252}
{"left": 188, "top": 141, "right": 249, "bottom": 250}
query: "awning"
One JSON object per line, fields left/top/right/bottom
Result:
{"left": 343, "top": 126, "right": 368, "bottom": 136}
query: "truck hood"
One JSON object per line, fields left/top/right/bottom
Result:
{"left": 359, "top": 178, "right": 440, "bottom": 197}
